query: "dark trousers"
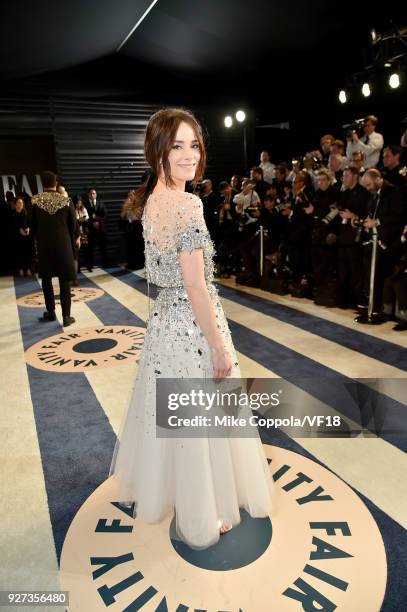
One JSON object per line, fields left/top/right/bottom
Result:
{"left": 337, "top": 245, "right": 363, "bottom": 306}
{"left": 42, "top": 277, "right": 71, "bottom": 318}
{"left": 86, "top": 230, "right": 108, "bottom": 268}
{"left": 383, "top": 272, "right": 407, "bottom": 312}
{"left": 287, "top": 241, "right": 311, "bottom": 282}
{"left": 312, "top": 244, "right": 337, "bottom": 288}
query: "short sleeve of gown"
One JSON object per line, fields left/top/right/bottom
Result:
{"left": 174, "top": 193, "right": 213, "bottom": 254}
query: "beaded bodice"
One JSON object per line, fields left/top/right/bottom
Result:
{"left": 142, "top": 189, "right": 216, "bottom": 290}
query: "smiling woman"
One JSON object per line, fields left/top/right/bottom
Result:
{"left": 109, "top": 107, "right": 275, "bottom": 549}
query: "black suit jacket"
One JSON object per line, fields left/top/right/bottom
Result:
{"left": 366, "top": 180, "right": 404, "bottom": 247}
{"left": 85, "top": 199, "right": 107, "bottom": 231}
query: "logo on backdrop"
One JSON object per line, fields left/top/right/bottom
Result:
{"left": 59, "top": 445, "right": 387, "bottom": 611}
{"left": 25, "top": 326, "right": 145, "bottom": 372}
{"left": 17, "top": 287, "right": 104, "bottom": 308}
{"left": 1, "top": 174, "right": 43, "bottom": 201}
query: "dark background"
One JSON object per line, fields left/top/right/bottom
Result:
{"left": 1, "top": 1, "right": 405, "bottom": 262}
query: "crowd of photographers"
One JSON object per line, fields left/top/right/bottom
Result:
{"left": 194, "top": 116, "right": 407, "bottom": 331}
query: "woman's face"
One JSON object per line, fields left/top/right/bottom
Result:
{"left": 15, "top": 199, "right": 24, "bottom": 212}
{"left": 166, "top": 121, "right": 201, "bottom": 186}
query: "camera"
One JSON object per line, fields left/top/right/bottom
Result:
{"left": 342, "top": 118, "right": 365, "bottom": 140}
{"left": 303, "top": 153, "right": 323, "bottom": 170}
{"left": 274, "top": 200, "right": 291, "bottom": 213}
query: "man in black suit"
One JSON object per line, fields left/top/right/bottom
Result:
{"left": 30, "top": 171, "right": 78, "bottom": 326}
{"left": 336, "top": 166, "right": 370, "bottom": 308}
{"left": 360, "top": 168, "right": 404, "bottom": 310}
{"left": 381, "top": 145, "right": 407, "bottom": 218}
{"left": 84, "top": 186, "right": 108, "bottom": 271}
{"left": 200, "top": 179, "right": 219, "bottom": 241}
{"left": 249, "top": 167, "right": 271, "bottom": 203}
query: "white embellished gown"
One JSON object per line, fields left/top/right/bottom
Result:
{"left": 109, "top": 188, "right": 274, "bottom": 550}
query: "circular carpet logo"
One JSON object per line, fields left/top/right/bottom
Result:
{"left": 60, "top": 444, "right": 387, "bottom": 611}
{"left": 25, "top": 326, "right": 145, "bottom": 372}
{"left": 17, "top": 286, "right": 104, "bottom": 307}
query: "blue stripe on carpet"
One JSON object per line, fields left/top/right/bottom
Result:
{"left": 106, "top": 268, "right": 407, "bottom": 452}
{"left": 14, "top": 276, "right": 116, "bottom": 560}
{"left": 216, "top": 283, "right": 407, "bottom": 372}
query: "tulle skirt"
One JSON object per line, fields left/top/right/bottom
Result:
{"left": 109, "top": 282, "right": 274, "bottom": 550}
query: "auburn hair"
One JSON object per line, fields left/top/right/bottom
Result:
{"left": 123, "top": 107, "right": 207, "bottom": 217}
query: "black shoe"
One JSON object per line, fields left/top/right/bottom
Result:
{"left": 63, "top": 316, "right": 76, "bottom": 327}
{"left": 39, "top": 311, "right": 56, "bottom": 322}
{"left": 393, "top": 321, "right": 407, "bottom": 331}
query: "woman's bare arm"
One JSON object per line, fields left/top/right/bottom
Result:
{"left": 178, "top": 248, "right": 225, "bottom": 352}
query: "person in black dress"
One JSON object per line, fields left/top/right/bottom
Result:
{"left": 30, "top": 171, "right": 79, "bottom": 326}
{"left": 12, "top": 196, "right": 34, "bottom": 276}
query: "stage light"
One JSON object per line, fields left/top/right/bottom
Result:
{"left": 338, "top": 90, "right": 347, "bottom": 104}
{"left": 370, "top": 29, "right": 377, "bottom": 43}
{"left": 224, "top": 116, "right": 233, "bottom": 128}
{"left": 362, "top": 82, "right": 371, "bottom": 97}
{"left": 389, "top": 73, "right": 400, "bottom": 89}
{"left": 235, "top": 110, "right": 246, "bottom": 122}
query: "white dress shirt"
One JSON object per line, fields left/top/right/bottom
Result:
{"left": 259, "top": 161, "right": 275, "bottom": 183}
{"left": 346, "top": 131, "right": 384, "bottom": 168}
{"left": 233, "top": 190, "right": 261, "bottom": 215}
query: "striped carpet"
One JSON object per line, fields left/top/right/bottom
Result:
{"left": 1, "top": 268, "right": 406, "bottom": 611}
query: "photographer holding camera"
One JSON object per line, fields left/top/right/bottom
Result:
{"left": 311, "top": 169, "right": 341, "bottom": 304}
{"left": 215, "top": 180, "right": 240, "bottom": 277}
{"left": 346, "top": 115, "right": 384, "bottom": 169}
{"left": 233, "top": 178, "right": 265, "bottom": 285}
{"left": 359, "top": 168, "right": 404, "bottom": 310}
{"left": 336, "top": 166, "right": 370, "bottom": 308}
{"left": 382, "top": 224, "right": 407, "bottom": 331}
{"left": 281, "top": 171, "right": 315, "bottom": 295}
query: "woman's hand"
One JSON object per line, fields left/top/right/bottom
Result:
{"left": 211, "top": 346, "right": 233, "bottom": 380}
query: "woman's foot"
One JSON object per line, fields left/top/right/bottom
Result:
{"left": 218, "top": 519, "right": 232, "bottom": 534}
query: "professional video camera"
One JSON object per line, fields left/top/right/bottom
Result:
{"left": 342, "top": 118, "right": 365, "bottom": 140}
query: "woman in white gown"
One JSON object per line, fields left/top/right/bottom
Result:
{"left": 109, "top": 107, "right": 274, "bottom": 550}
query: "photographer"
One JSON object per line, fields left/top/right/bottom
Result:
{"left": 381, "top": 145, "right": 407, "bottom": 213}
{"left": 234, "top": 177, "right": 261, "bottom": 215}
{"left": 311, "top": 169, "right": 341, "bottom": 304}
{"left": 249, "top": 166, "right": 271, "bottom": 202}
{"left": 349, "top": 150, "right": 366, "bottom": 180}
{"left": 282, "top": 171, "right": 315, "bottom": 294}
{"left": 260, "top": 194, "right": 286, "bottom": 253}
{"left": 271, "top": 164, "right": 290, "bottom": 198}
{"left": 336, "top": 167, "right": 369, "bottom": 308}
{"left": 199, "top": 179, "right": 219, "bottom": 241}
{"left": 234, "top": 181, "right": 264, "bottom": 286}
{"left": 302, "top": 153, "right": 321, "bottom": 189}
{"left": 382, "top": 225, "right": 407, "bottom": 331}
{"left": 346, "top": 115, "right": 384, "bottom": 169}
{"left": 360, "top": 169, "right": 404, "bottom": 310}
{"left": 216, "top": 180, "right": 240, "bottom": 276}
{"left": 259, "top": 150, "right": 275, "bottom": 184}
{"left": 328, "top": 152, "right": 345, "bottom": 185}
{"left": 320, "top": 134, "right": 335, "bottom": 165}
